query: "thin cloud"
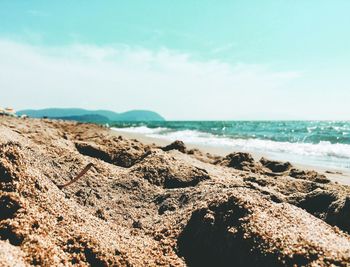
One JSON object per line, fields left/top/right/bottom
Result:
{"left": 0, "top": 39, "right": 301, "bottom": 119}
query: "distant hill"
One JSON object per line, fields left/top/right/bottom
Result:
{"left": 17, "top": 108, "right": 165, "bottom": 122}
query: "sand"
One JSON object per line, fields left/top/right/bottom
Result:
{"left": 1, "top": 116, "right": 350, "bottom": 266}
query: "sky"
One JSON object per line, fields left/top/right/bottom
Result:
{"left": 0, "top": 0, "right": 349, "bottom": 120}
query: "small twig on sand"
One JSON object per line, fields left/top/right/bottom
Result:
{"left": 58, "top": 163, "right": 94, "bottom": 189}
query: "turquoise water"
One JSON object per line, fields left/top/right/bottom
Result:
{"left": 111, "top": 121, "right": 350, "bottom": 169}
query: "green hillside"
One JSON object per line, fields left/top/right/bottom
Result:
{"left": 17, "top": 108, "right": 165, "bottom": 122}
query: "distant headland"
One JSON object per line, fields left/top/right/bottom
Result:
{"left": 17, "top": 108, "right": 165, "bottom": 122}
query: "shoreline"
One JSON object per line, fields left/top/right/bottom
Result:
{"left": 111, "top": 128, "right": 350, "bottom": 185}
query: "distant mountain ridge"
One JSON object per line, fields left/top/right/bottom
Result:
{"left": 17, "top": 108, "right": 165, "bottom": 122}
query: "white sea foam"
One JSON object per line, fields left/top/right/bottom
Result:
{"left": 111, "top": 126, "right": 168, "bottom": 135}
{"left": 112, "top": 127, "right": 350, "bottom": 169}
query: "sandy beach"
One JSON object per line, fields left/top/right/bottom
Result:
{"left": 1, "top": 117, "right": 350, "bottom": 266}
{"left": 2, "top": 1, "right": 350, "bottom": 266}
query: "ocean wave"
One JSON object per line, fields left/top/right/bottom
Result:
{"left": 113, "top": 127, "right": 350, "bottom": 159}
{"left": 111, "top": 126, "right": 168, "bottom": 135}
{"left": 112, "top": 126, "right": 350, "bottom": 169}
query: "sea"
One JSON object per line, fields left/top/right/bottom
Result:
{"left": 111, "top": 121, "right": 350, "bottom": 170}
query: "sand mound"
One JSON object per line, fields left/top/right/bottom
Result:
{"left": 216, "top": 152, "right": 258, "bottom": 171}
{"left": 75, "top": 138, "right": 149, "bottom": 168}
{"left": 293, "top": 188, "right": 350, "bottom": 233}
{"left": 178, "top": 189, "right": 350, "bottom": 267}
{"left": 1, "top": 117, "right": 350, "bottom": 266}
{"left": 217, "top": 151, "right": 331, "bottom": 184}
{"left": 162, "top": 140, "right": 187, "bottom": 153}
{"left": 131, "top": 150, "right": 210, "bottom": 188}
{"left": 289, "top": 168, "right": 330, "bottom": 183}
{"left": 260, "top": 157, "right": 293, "bottom": 173}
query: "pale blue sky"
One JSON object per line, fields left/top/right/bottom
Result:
{"left": 0, "top": 1, "right": 349, "bottom": 120}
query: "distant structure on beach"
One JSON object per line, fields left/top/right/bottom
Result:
{"left": 0, "top": 107, "right": 17, "bottom": 117}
